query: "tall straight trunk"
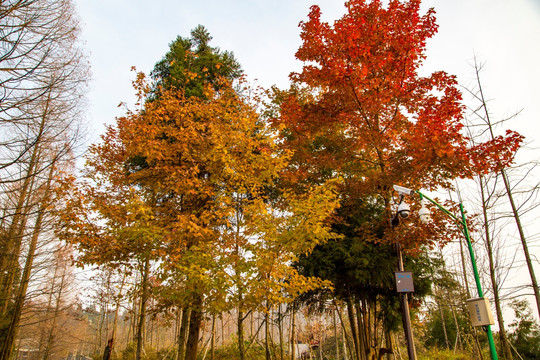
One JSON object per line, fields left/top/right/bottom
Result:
{"left": 474, "top": 60, "right": 540, "bottom": 320}
{"left": 355, "top": 301, "right": 367, "bottom": 359}
{"left": 37, "top": 259, "right": 59, "bottom": 357}
{"left": 437, "top": 248, "right": 463, "bottom": 353}
{"left": 42, "top": 260, "right": 67, "bottom": 360}
{"left": 176, "top": 307, "right": 191, "bottom": 360}
{"left": 334, "top": 302, "right": 354, "bottom": 360}
{"left": 450, "top": 304, "right": 461, "bottom": 352}
{"left": 290, "top": 303, "right": 296, "bottom": 360}
{"left": 346, "top": 297, "right": 360, "bottom": 360}
{"left": 333, "top": 309, "right": 340, "bottom": 360}
{"left": 437, "top": 294, "right": 450, "bottom": 350}
{"left": 384, "top": 329, "right": 394, "bottom": 360}
{"left": 185, "top": 295, "right": 203, "bottom": 360}
{"left": 109, "top": 270, "right": 127, "bottom": 353}
{"left": 342, "top": 327, "right": 348, "bottom": 360}
{"left": 0, "top": 90, "right": 50, "bottom": 316}
{"left": 278, "top": 305, "right": 284, "bottom": 360}
{"left": 135, "top": 258, "right": 150, "bottom": 360}
{"left": 500, "top": 168, "right": 540, "bottom": 319}
{"left": 478, "top": 174, "right": 513, "bottom": 359}
{"left": 250, "top": 311, "right": 254, "bottom": 339}
{"left": 265, "top": 309, "right": 271, "bottom": 360}
{"left": 98, "top": 284, "right": 110, "bottom": 352}
{"left": 221, "top": 314, "right": 225, "bottom": 347}
{"left": 210, "top": 313, "right": 216, "bottom": 360}
{"left": 0, "top": 161, "right": 54, "bottom": 360}
{"left": 237, "top": 306, "right": 246, "bottom": 360}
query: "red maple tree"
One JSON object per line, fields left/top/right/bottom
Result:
{"left": 272, "top": 0, "right": 522, "bottom": 248}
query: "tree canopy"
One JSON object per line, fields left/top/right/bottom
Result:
{"left": 150, "top": 25, "right": 242, "bottom": 98}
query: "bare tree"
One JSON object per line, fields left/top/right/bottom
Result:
{"left": 461, "top": 58, "right": 540, "bottom": 359}
{"left": 0, "top": 0, "right": 89, "bottom": 357}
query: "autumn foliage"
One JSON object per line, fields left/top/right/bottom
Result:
{"left": 271, "top": 0, "right": 522, "bottom": 249}
{"left": 51, "top": 2, "right": 528, "bottom": 359}
{"left": 56, "top": 62, "right": 340, "bottom": 329}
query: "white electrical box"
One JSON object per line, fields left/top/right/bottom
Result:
{"left": 466, "top": 298, "right": 495, "bottom": 327}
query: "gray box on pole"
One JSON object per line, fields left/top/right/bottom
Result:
{"left": 395, "top": 271, "right": 414, "bottom": 293}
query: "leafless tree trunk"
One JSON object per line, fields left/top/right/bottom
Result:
{"left": 0, "top": 159, "right": 56, "bottom": 360}
{"left": 41, "top": 247, "right": 72, "bottom": 360}
{"left": 477, "top": 173, "right": 513, "bottom": 359}
{"left": 468, "top": 58, "right": 540, "bottom": 320}
{"left": 0, "top": 0, "right": 88, "bottom": 354}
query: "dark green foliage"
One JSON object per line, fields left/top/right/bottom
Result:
{"left": 422, "top": 305, "right": 469, "bottom": 349}
{"left": 420, "top": 253, "right": 488, "bottom": 359}
{"left": 151, "top": 25, "right": 242, "bottom": 99}
{"left": 417, "top": 349, "right": 471, "bottom": 360}
{"left": 508, "top": 299, "right": 540, "bottom": 359}
{"left": 295, "top": 197, "right": 434, "bottom": 332}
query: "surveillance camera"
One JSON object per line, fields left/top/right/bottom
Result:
{"left": 393, "top": 184, "right": 413, "bottom": 195}
{"left": 397, "top": 202, "right": 410, "bottom": 218}
{"left": 418, "top": 205, "right": 431, "bottom": 224}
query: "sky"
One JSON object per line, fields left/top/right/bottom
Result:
{"left": 73, "top": 0, "right": 540, "bottom": 321}
{"left": 74, "top": 0, "right": 540, "bottom": 144}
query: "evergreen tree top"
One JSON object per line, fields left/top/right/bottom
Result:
{"left": 151, "top": 25, "right": 242, "bottom": 99}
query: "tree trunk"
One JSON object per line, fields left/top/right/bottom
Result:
{"left": 0, "top": 118, "right": 43, "bottom": 316}
{"left": 346, "top": 298, "right": 360, "bottom": 360}
{"left": 37, "top": 260, "right": 59, "bottom": 358}
{"left": 176, "top": 307, "right": 191, "bottom": 360}
{"left": 0, "top": 160, "right": 54, "bottom": 360}
{"left": 210, "top": 313, "right": 216, "bottom": 360}
{"left": 334, "top": 302, "right": 355, "bottom": 360}
{"left": 237, "top": 306, "right": 246, "bottom": 360}
{"left": 185, "top": 295, "right": 203, "bottom": 360}
{"left": 343, "top": 327, "right": 348, "bottom": 360}
{"left": 278, "top": 305, "right": 284, "bottom": 360}
{"left": 290, "top": 303, "right": 296, "bottom": 360}
{"left": 42, "top": 256, "right": 68, "bottom": 360}
{"left": 109, "top": 270, "right": 127, "bottom": 354}
{"left": 265, "top": 304, "right": 271, "bottom": 360}
{"left": 333, "top": 309, "right": 340, "bottom": 360}
{"left": 473, "top": 60, "right": 540, "bottom": 320}
{"left": 438, "top": 294, "right": 450, "bottom": 350}
{"left": 478, "top": 174, "right": 513, "bottom": 359}
{"left": 356, "top": 300, "right": 369, "bottom": 359}
{"left": 135, "top": 258, "right": 150, "bottom": 360}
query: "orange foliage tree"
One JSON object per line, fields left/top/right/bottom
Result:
{"left": 57, "top": 70, "right": 340, "bottom": 360}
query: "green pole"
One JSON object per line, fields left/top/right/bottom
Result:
{"left": 417, "top": 191, "right": 498, "bottom": 360}
{"left": 458, "top": 202, "right": 498, "bottom": 360}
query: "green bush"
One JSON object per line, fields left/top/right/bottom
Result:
{"left": 418, "top": 348, "right": 472, "bottom": 360}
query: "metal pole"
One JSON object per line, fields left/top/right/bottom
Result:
{"left": 416, "top": 190, "right": 498, "bottom": 360}
{"left": 458, "top": 203, "right": 498, "bottom": 360}
{"left": 396, "top": 242, "right": 417, "bottom": 360}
